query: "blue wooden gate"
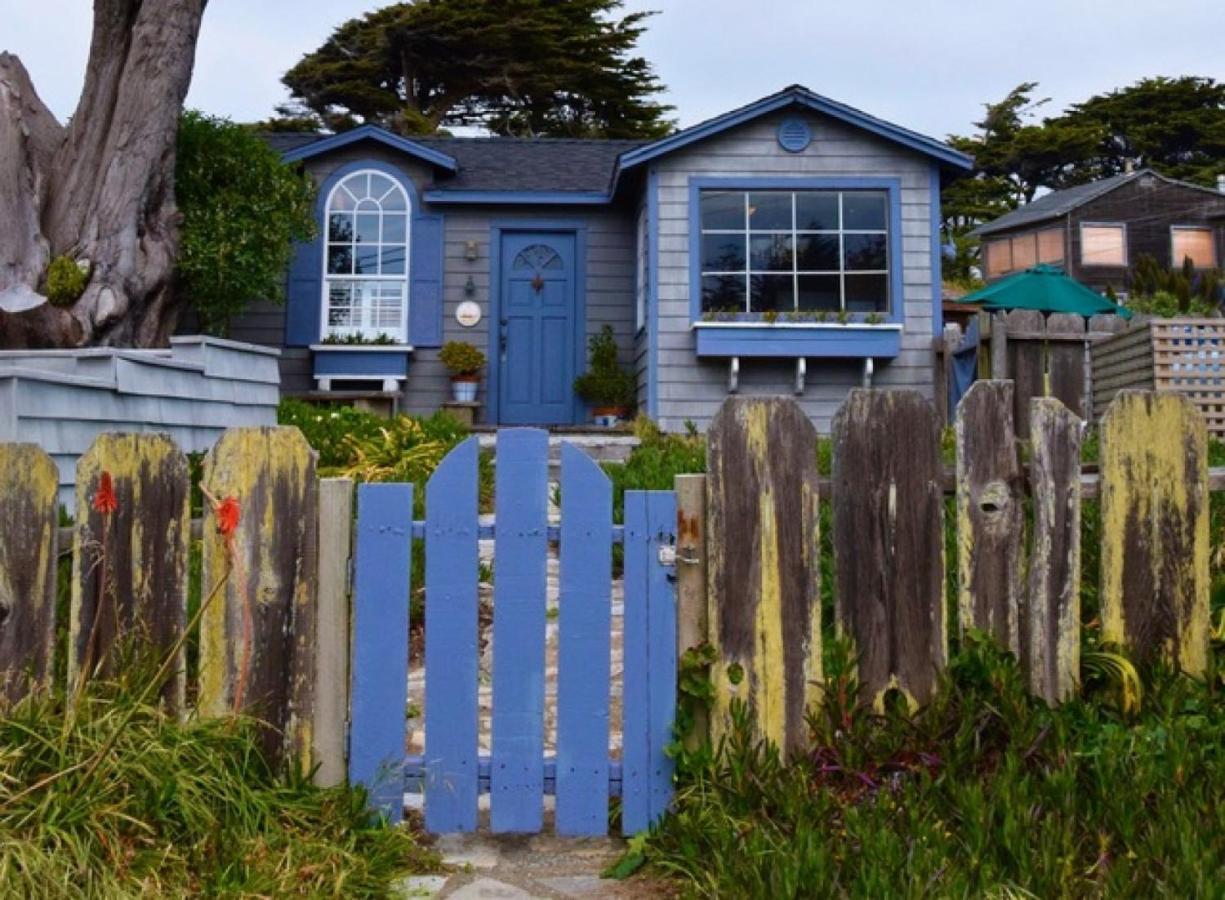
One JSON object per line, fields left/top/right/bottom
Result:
{"left": 347, "top": 429, "right": 678, "bottom": 836}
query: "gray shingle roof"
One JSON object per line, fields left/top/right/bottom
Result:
{"left": 261, "top": 132, "right": 645, "bottom": 194}
{"left": 971, "top": 172, "right": 1138, "bottom": 237}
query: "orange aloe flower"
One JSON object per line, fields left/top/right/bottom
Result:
{"left": 91, "top": 472, "right": 118, "bottom": 515}
{"left": 216, "top": 496, "right": 241, "bottom": 537}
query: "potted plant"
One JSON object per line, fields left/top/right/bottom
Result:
{"left": 573, "top": 325, "right": 635, "bottom": 426}
{"left": 439, "top": 340, "right": 486, "bottom": 403}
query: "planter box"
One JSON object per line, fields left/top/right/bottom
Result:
{"left": 311, "top": 345, "right": 412, "bottom": 392}
{"left": 692, "top": 322, "right": 902, "bottom": 358}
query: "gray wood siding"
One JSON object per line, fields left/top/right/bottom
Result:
{"left": 651, "top": 110, "right": 938, "bottom": 432}
{"left": 224, "top": 139, "right": 639, "bottom": 423}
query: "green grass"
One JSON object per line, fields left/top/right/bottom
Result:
{"left": 0, "top": 658, "right": 441, "bottom": 897}
{"left": 637, "top": 637, "right": 1225, "bottom": 898}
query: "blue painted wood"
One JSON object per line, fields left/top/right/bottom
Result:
{"left": 621, "top": 490, "right": 678, "bottom": 834}
{"left": 406, "top": 755, "right": 624, "bottom": 797}
{"left": 693, "top": 324, "right": 903, "bottom": 358}
{"left": 555, "top": 444, "right": 613, "bottom": 835}
{"left": 620, "top": 491, "right": 650, "bottom": 835}
{"left": 284, "top": 236, "right": 323, "bottom": 347}
{"left": 645, "top": 492, "right": 678, "bottom": 824}
{"left": 349, "top": 482, "right": 414, "bottom": 822}
{"left": 424, "top": 437, "right": 481, "bottom": 832}
{"left": 490, "top": 428, "right": 550, "bottom": 832}
{"left": 312, "top": 349, "right": 412, "bottom": 377}
{"left": 281, "top": 124, "right": 459, "bottom": 172}
{"left": 497, "top": 233, "right": 578, "bottom": 426}
{"left": 410, "top": 214, "right": 445, "bottom": 348}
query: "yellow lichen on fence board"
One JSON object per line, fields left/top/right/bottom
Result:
{"left": 199, "top": 427, "right": 318, "bottom": 765}
{"left": 707, "top": 397, "right": 821, "bottom": 757}
{"left": 0, "top": 444, "right": 59, "bottom": 702}
{"left": 1100, "top": 391, "right": 1209, "bottom": 675}
{"left": 71, "top": 434, "right": 189, "bottom": 708}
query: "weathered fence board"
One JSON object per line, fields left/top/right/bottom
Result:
{"left": 1046, "top": 313, "right": 1088, "bottom": 418}
{"left": 199, "top": 427, "right": 318, "bottom": 763}
{"left": 313, "top": 477, "right": 353, "bottom": 788}
{"left": 674, "top": 473, "right": 709, "bottom": 750}
{"left": 833, "top": 390, "right": 946, "bottom": 709}
{"left": 622, "top": 490, "right": 678, "bottom": 835}
{"left": 955, "top": 381, "right": 1024, "bottom": 650}
{"left": 556, "top": 445, "right": 613, "bottom": 836}
{"left": 0, "top": 444, "right": 58, "bottom": 703}
{"left": 70, "top": 434, "right": 189, "bottom": 707}
{"left": 490, "top": 429, "right": 549, "bottom": 834}
{"left": 706, "top": 397, "right": 821, "bottom": 757}
{"left": 1025, "top": 399, "right": 1082, "bottom": 702}
{"left": 350, "top": 483, "right": 413, "bottom": 821}
{"left": 1100, "top": 392, "right": 1209, "bottom": 673}
{"left": 424, "top": 438, "right": 480, "bottom": 833}
{"left": 1005, "top": 310, "right": 1046, "bottom": 438}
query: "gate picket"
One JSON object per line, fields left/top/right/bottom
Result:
{"left": 490, "top": 429, "right": 549, "bottom": 833}
{"left": 424, "top": 437, "right": 480, "bottom": 832}
{"left": 622, "top": 490, "right": 678, "bottom": 835}
{"left": 555, "top": 444, "right": 613, "bottom": 835}
{"left": 349, "top": 483, "right": 413, "bottom": 822}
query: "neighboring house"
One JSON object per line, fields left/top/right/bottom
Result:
{"left": 228, "top": 85, "right": 972, "bottom": 431}
{"left": 972, "top": 169, "right": 1225, "bottom": 296}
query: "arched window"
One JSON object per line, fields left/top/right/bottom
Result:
{"left": 323, "top": 170, "right": 410, "bottom": 343}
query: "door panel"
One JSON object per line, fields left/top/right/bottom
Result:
{"left": 499, "top": 233, "right": 578, "bottom": 425}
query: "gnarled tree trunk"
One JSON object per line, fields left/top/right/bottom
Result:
{"left": 0, "top": 0, "right": 206, "bottom": 348}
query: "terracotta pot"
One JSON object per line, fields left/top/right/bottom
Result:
{"left": 592, "top": 405, "right": 628, "bottom": 427}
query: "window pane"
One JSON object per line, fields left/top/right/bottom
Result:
{"left": 369, "top": 174, "right": 394, "bottom": 201}
{"left": 750, "top": 234, "right": 793, "bottom": 271}
{"left": 383, "top": 213, "right": 407, "bottom": 244}
{"left": 844, "top": 233, "right": 887, "bottom": 270}
{"left": 380, "top": 246, "right": 406, "bottom": 275}
{"left": 843, "top": 192, "right": 887, "bottom": 230}
{"left": 327, "top": 282, "right": 356, "bottom": 326}
{"left": 795, "top": 234, "right": 839, "bottom": 271}
{"left": 1172, "top": 228, "right": 1216, "bottom": 268}
{"left": 328, "top": 213, "right": 353, "bottom": 242}
{"left": 355, "top": 246, "right": 379, "bottom": 275}
{"left": 749, "top": 274, "right": 793, "bottom": 312}
{"left": 327, "top": 245, "right": 353, "bottom": 275}
{"left": 330, "top": 187, "right": 356, "bottom": 212}
{"left": 701, "top": 233, "right": 746, "bottom": 271}
{"left": 984, "top": 239, "right": 1012, "bottom": 277}
{"left": 370, "top": 285, "right": 403, "bottom": 330}
{"left": 797, "top": 275, "right": 840, "bottom": 311}
{"left": 845, "top": 273, "right": 888, "bottom": 312}
{"left": 748, "top": 192, "right": 791, "bottom": 230}
{"left": 356, "top": 213, "right": 380, "bottom": 244}
{"left": 795, "top": 193, "right": 839, "bottom": 230}
{"left": 1081, "top": 225, "right": 1126, "bottom": 266}
{"left": 1011, "top": 233, "right": 1037, "bottom": 270}
{"left": 700, "top": 192, "right": 744, "bottom": 230}
{"left": 701, "top": 274, "right": 745, "bottom": 312}
{"left": 382, "top": 186, "right": 407, "bottom": 211}
{"left": 1037, "top": 228, "right": 1064, "bottom": 264}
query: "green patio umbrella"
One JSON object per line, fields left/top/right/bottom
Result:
{"left": 962, "top": 264, "right": 1132, "bottom": 318}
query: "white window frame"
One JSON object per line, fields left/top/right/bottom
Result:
{"left": 698, "top": 189, "right": 891, "bottom": 315}
{"left": 1079, "top": 221, "right": 1128, "bottom": 268}
{"left": 1170, "top": 225, "right": 1217, "bottom": 270}
{"left": 319, "top": 169, "right": 411, "bottom": 343}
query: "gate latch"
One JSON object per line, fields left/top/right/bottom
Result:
{"left": 657, "top": 545, "right": 678, "bottom": 567}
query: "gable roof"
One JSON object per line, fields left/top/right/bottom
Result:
{"left": 973, "top": 169, "right": 1225, "bottom": 236}
{"left": 615, "top": 84, "right": 974, "bottom": 175}
{"left": 279, "top": 123, "right": 459, "bottom": 173}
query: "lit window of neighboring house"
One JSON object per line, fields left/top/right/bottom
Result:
{"left": 1171, "top": 226, "right": 1217, "bottom": 269}
{"left": 699, "top": 189, "right": 890, "bottom": 314}
{"left": 323, "top": 170, "right": 410, "bottom": 343}
{"left": 983, "top": 228, "right": 1064, "bottom": 278}
{"left": 1080, "top": 223, "right": 1127, "bottom": 267}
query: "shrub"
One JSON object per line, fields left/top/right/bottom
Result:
{"left": 277, "top": 399, "right": 388, "bottom": 468}
{"left": 439, "top": 341, "right": 486, "bottom": 376}
{"left": 574, "top": 325, "right": 636, "bottom": 408}
{"left": 176, "top": 111, "right": 316, "bottom": 335}
{"left": 44, "top": 255, "right": 88, "bottom": 306}
{"left": 602, "top": 416, "right": 705, "bottom": 521}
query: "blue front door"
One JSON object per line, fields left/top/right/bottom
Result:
{"left": 498, "top": 232, "right": 578, "bottom": 425}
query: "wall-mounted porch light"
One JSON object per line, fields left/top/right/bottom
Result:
{"left": 464, "top": 240, "right": 479, "bottom": 261}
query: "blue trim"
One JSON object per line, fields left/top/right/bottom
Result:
{"left": 281, "top": 124, "right": 458, "bottom": 172}
{"left": 686, "top": 176, "right": 905, "bottom": 330}
{"left": 646, "top": 168, "right": 660, "bottom": 419}
{"left": 616, "top": 86, "right": 973, "bottom": 185}
{"left": 693, "top": 324, "right": 902, "bottom": 358}
{"left": 487, "top": 220, "right": 589, "bottom": 426}
{"left": 423, "top": 190, "right": 611, "bottom": 205}
{"left": 778, "top": 118, "right": 812, "bottom": 153}
{"left": 930, "top": 165, "right": 943, "bottom": 337}
{"left": 312, "top": 349, "right": 411, "bottom": 378}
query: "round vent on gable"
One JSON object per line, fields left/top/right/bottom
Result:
{"left": 777, "top": 118, "right": 812, "bottom": 153}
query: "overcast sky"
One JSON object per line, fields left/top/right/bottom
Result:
{"left": 4, "top": 0, "right": 1223, "bottom": 141}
